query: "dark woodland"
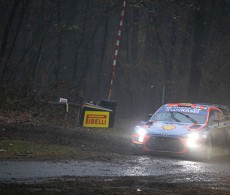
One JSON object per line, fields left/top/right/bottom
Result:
{"left": 0, "top": 0, "right": 230, "bottom": 118}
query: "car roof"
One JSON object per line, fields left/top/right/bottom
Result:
{"left": 165, "top": 103, "right": 229, "bottom": 116}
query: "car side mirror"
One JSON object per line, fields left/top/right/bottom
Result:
{"left": 147, "top": 114, "right": 153, "bottom": 120}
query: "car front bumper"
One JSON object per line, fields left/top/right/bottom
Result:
{"left": 131, "top": 133, "right": 207, "bottom": 156}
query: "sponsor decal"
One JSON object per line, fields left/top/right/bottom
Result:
{"left": 83, "top": 111, "right": 110, "bottom": 128}
{"left": 165, "top": 106, "right": 202, "bottom": 114}
{"left": 162, "top": 125, "right": 176, "bottom": 130}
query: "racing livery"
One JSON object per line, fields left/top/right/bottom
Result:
{"left": 131, "top": 103, "right": 230, "bottom": 160}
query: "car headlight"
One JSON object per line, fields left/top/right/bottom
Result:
{"left": 186, "top": 132, "right": 201, "bottom": 148}
{"left": 136, "top": 127, "right": 147, "bottom": 136}
{"left": 187, "top": 132, "right": 200, "bottom": 140}
{"left": 134, "top": 126, "right": 147, "bottom": 143}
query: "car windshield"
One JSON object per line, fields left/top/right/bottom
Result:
{"left": 150, "top": 106, "right": 207, "bottom": 124}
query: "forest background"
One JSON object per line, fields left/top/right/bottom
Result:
{"left": 0, "top": 0, "right": 229, "bottom": 118}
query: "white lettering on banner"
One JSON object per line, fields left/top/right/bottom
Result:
{"left": 165, "top": 107, "right": 201, "bottom": 114}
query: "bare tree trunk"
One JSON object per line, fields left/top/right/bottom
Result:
{"left": 32, "top": 23, "right": 51, "bottom": 88}
{"left": 0, "top": 0, "right": 30, "bottom": 83}
{"left": 74, "top": 1, "right": 121, "bottom": 94}
{"left": 72, "top": 0, "right": 90, "bottom": 81}
{"left": 96, "top": 9, "right": 109, "bottom": 99}
{"left": 54, "top": 0, "right": 62, "bottom": 83}
{"left": 1, "top": 0, "right": 30, "bottom": 83}
{"left": 179, "top": 21, "right": 192, "bottom": 76}
{"left": 0, "top": 0, "right": 21, "bottom": 71}
{"left": 78, "top": 24, "right": 99, "bottom": 94}
{"left": 82, "top": 45, "right": 90, "bottom": 96}
{"left": 131, "top": 7, "right": 139, "bottom": 65}
{"left": 187, "top": 0, "right": 207, "bottom": 102}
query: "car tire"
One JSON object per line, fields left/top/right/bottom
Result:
{"left": 203, "top": 136, "right": 213, "bottom": 161}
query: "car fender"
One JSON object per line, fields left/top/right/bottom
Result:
{"left": 227, "top": 127, "right": 230, "bottom": 147}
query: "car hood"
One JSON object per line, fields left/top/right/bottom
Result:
{"left": 146, "top": 121, "right": 203, "bottom": 136}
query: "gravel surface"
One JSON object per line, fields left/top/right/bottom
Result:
{"left": 0, "top": 123, "right": 230, "bottom": 194}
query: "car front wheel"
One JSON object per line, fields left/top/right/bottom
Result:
{"left": 203, "top": 137, "right": 213, "bottom": 161}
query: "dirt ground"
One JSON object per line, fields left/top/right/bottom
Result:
{"left": 1, "top": 175, "right": 230, "bottom": 195}
{"left": 0, "top": 124, "right": 132, "bottom": 159}
{"left": 0, "top": 107, "right": 135, "bottom": 157}
{"left": 0, "top": 111, "right": 230, "bottom": 194}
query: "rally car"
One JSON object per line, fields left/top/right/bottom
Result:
{"left": 131, "top": 103, "right": 230, "bottom": 161}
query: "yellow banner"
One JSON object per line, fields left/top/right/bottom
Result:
{"left": 83, "top": 111, "right": 110, "bottom": 128}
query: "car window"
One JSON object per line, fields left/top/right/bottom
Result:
{"left": 152, "top": 112, "right": 171, "bottom": 121}
{"left": 217, "top": 111, "right": 225, "bottom": 121}
{"left": 151, "top": 111, "right": 206, "bottom": 124}
{"left": 208, "top": 111, "right": 219, "bottom": 125}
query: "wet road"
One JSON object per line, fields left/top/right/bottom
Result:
{"left": 0, "top": 155, "right": 229, "bottom": 183}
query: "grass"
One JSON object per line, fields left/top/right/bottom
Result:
{"left": 0, "top": 139, "right": 93, "bottom": 159}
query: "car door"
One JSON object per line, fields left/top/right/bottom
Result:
{"left": 208, "top": 110, "right": 226, "bottom": 147}
{"left": 218, "top": 111, "right": 230, "bottom": 147}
